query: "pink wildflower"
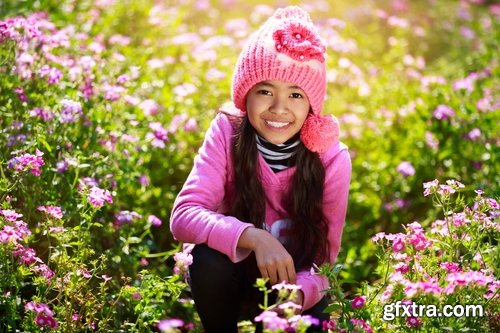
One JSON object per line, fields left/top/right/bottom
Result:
{"left": 147, "top": 214, "right": 162, "bottom": 227}
{"left": 392, "top": 239, "right": 405, "bottom": 252}
{"left": 158, "top": 318, "right": 184, "bottom": 332}
{"left": 173, "top": 251, "right": 193, "bottom": 275}
{"left": 466, "top": 128, "right": 481, "bottom": 141}
{"left": 350, "top": 318, "right": 373, "bottom": 333}
{"left": 88, "top": 186, "right": 113, "bottom": 207}
{"left": 394, "top": 262, "right": 410, "bottom": 273}
{"left": 255, "top": 311, "right": 289, "bottom": 331}
{"left": 440, "top": 262, "right": 461, "bottom": 273}
{"left": 13, "top": 246, "right": 41, "bottom": 265}
{"left": 59, "top": 98, "right": 82, "bottom": 123}
{"left": 0, "top": 209, "right": 23, "bottom": 222}
{"left": 423, "top": 179, "right": 439, "bottom": 196}
{"left": 35, "top": 315, "right": 58, "bottom": 328}
{"left": 351, "top": 296, "right": 366, "bottom": 309}
{"left": 25, "top": 301, "right": 54, "bottom": 317}
{"left": 37, "top": 205, "right": 63, "bottom": 219}
{"left": 323, "top": 319, "right": 337, "bottom": 331}
{"left": 272, "top": 281, "right": 302, "bottom": 291}
{"left": 396, "top": 161, "right": 415, "bottom": 177}
{"left": 146, "top": 122, "right": 169, "bottom": 148}
{"left": 7, "top": 149, "right": 45, "bottom": 176}
{"left": 407, "top": 317, "right": 420, "bottom": 327}
{"left": 408, "top": 232, "right": 432, "bottom": 251}
{"left": 371, "top": 232, "right": 386, "bottom": 242}
{"left": 433, "top": 104, "right": 455, "bottom": 120}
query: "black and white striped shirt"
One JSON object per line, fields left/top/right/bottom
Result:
{"left": 256, "top": 134, "right": 300, "bottom": 173}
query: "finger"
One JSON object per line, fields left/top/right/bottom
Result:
{"left": 277, "top": 264, "right": 290, "bottom": 284}
{"left": 258, "top": 265, "right": 269, "bottom": 282}
{"left": 268, "top": 266, "right": 278, "bottom": 285}
{"left": 287, "top": 263, "right": 297, "bottom": 284}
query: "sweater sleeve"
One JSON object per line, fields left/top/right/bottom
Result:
{"left": 297, "top": 148, "right": 352, "bottom": 310}
{"left": 170, "top": 113, "right": 254, "bottom": 263}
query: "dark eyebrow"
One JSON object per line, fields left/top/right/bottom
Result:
{"left": 259, "top": 81, "right": 301, "bottom": 90}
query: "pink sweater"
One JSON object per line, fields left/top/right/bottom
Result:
{"left": 170, "top": 111, "right": 351, "bottom": 310}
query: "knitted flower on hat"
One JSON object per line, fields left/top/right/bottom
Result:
{"left": 231, "top": 6, "right": 339, "bottom": 153}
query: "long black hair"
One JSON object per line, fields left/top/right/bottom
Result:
{"left": 227, "top": 115, "right": 329, "bottom": 270}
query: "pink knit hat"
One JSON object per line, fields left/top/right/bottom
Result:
{"left": 231, "top": 6, "right": 339, "bottom": 153}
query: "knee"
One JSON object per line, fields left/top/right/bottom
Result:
{"left": 189, "top": 244, "right": 234, "bottom": 280}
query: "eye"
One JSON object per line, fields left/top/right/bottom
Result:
{"left": 290, "top": 92, "right": 303, "bottom": 99}
{"left": 257, "top": 89, "right": 272, "bottom": 96}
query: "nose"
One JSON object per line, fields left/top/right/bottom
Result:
{"left": 269, "top": 94, "right": 289, "bottom": 114}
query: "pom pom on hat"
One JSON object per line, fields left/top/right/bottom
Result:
{"left": 300, "top": 114, "right": 339, "bottom": 153}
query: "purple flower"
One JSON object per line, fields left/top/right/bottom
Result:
{"left": 392, "top": 239, "right": 405, "bottom": 252}
{"left": 173, "top": 251, "right": 193, "bottom": 275}
{"left": 423, "top": 179, "right": 439, "bottom": 196}
{"left": 25, "top": 301, "right": 53, "bottom": 316}
{"left": 396, "top": 161, "right": 415, "bottom": 177}
{"left": 440, "top": 262, "right": 461, "bottom": 273}
{"left": 114, "top": 210, "right": 142, "bottom": 226}
{"left": 184, "top": 117, "right": 198, "bottom": 132}
{"left": 139, "top": 174, "right": 150, "bottom": 187}
{"left": 408, "top": 232, "right": 432, "bottom": 251}
{"left": 433, "top": 104, "right": 455, "bottom": 120}
{"left": 34, "top": 263, "right": 55, "bottom": 280}
{"left": 255, "top": 311, "right": 289, "bottom": 331}
{"left": 35, "top": 315, "right": 58, "bottom": 328}
{"left": 29, "top": 107, "right": 54, "bottom": 121}
{"left": 88, "top": 186, "right": 113, "bottom": 207}
{"left": 147, "top": 214, "right": 162, "bottom": 227}
{"left": 146, "top": 122, "right": 169, "bottom": 148}
{"left": 13, "top": 246, "right": 41, "bottom": 265}
{"left": 104, "top": 84, "right": 125, "bottom": 101}
{"left": 406, "top": 317, "right": 420, "bottom": 327}
{"left": 351, "top": 296, "right": 366, "bottom": 309}
{"left": 466, "top": 128, "right": 481, "bottom": 141}
{"left": 158, "top": 319, "right": 184, "bottom": 332}
{"left": 56, "top": 160, "right": 68, "bottom": 172}
{"left": 37, "top": 205, "right": 63, "bottom": 219}
{"left": 350, "top": 318, "right": 373, "bottom": 333}
{"left": 59, "top": 98, "right": 82, "bottom": 123}
{"left": 0, "top": 209, "right": 23, "bottom": 222}
{"left": 7, "top": 149, "right": 45, "bottom": 176}
{"left": 139, "top": 99, "right": 159, "bottom": 116}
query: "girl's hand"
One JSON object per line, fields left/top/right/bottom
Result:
{"left": 238, "top": 228, "right": 296, "bottom": 285}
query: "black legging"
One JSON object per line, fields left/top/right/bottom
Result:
{"left": 189, "top": 244, "right": 329, "bottom": 333}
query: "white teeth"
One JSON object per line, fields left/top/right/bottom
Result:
{"left": 266, "top": 120, "right": 290, "bottom": 128}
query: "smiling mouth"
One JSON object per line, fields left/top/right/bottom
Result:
{"left": 265, "top": 120, "right": 291, "bottom": 128}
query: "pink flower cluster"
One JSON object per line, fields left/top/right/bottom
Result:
{"left": 255, "top": 310, "right": 320, "bottom": 332}
{"left": 7, "top": 148, "right": 45, "bottom": 176}
{"left": 423, "top": 179, "right": 465, "bottom": 197}
{"left": 88, "top": 186, "right": 113, "bottom": 207}
{"left": 146, "top": 122, "right": 169, "bottom": 148}
{"left": 158, "top": 318, "right": 184, "bottom": 332}
{"left": 37, "top": 205, "right": 63, "bottom": 219}
{"left": 25, "top": 301, "right": 58, "bottom": 329}
{"left": 173, "top": 250, "right": 193, "bottom": 276}
{"left": 0, "top": 209, "right": 31, "bottom": 244}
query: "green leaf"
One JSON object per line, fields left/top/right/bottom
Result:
{"left": 324, "top": 303, "right": 343, "bottom": 313}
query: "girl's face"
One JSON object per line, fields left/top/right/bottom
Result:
{"left": 245, "top": 80, "right": 310, "bottom": 145}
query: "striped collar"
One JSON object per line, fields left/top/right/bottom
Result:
{"left": 256, "top": 134, "right": 300, "bottom": 173}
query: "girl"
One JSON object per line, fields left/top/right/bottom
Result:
{"left": 170, "top": 6, "right": 351, "bottom": 333}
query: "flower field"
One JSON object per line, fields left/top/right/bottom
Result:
{"left": 0, "top": 0, "right": 498, "bottom": 332}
